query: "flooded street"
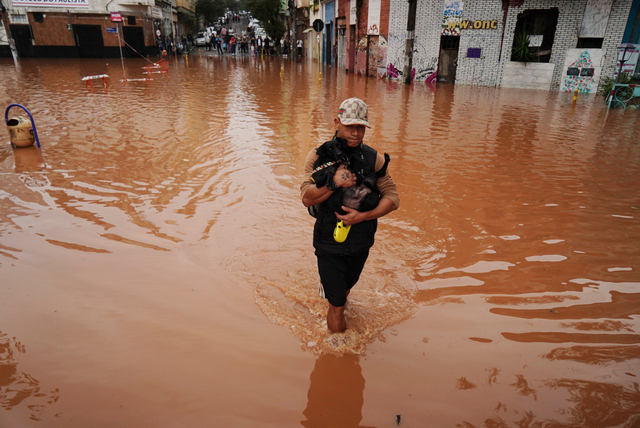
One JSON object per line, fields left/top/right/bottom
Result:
{"left": 1, "top": 54, "right": 639, "bottom": 427}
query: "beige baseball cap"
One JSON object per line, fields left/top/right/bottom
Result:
{"left": 337, "top": 97, "right": 371, "bottom": 127}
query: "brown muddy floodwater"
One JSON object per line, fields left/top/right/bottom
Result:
{"left": 1, "top": 54, "right": 639, "bottom": 428}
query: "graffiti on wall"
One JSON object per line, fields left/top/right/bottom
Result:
{"left": 355, "top": 36, "right": 388, "bottom": 77}
{"left": 442, "top": 0, "right": 463, "bottom": 36}
{"left": 384, "top": 32, "right": 438, "bottom": 82}
{"left": 368, "top": 0, "right": 381, "bottom": 35}
{"left": 357, "top": 36, "right": 368, "bottom": 51}
{"left": 368, "top": 35, "right": 388, "bottom": 78}
{"left": 386, "top": 54, "right": 437, "bottom": 83}
{"left": 386, "top": 32, "right": 406, "bottom": 69}
{"left": 414, "top": 54, "right": 438, "bottom": 81}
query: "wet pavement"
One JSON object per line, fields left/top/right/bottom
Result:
{"left": 1, "top": 54, "right": 639, "bottom": 427}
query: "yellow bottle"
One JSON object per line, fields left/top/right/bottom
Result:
{"left": 333, "top": 220, "right": 351, "bottom": 243}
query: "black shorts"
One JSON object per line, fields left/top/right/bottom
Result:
{"left": 316, "top": 250, "right": 370, "bottom": 307}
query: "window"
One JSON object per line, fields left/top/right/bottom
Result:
{"left": 127, "top": 16, "right": 136, "bottom": 25}
{"left": 511, "top": 8, "right": 559, "bottom": 63}
{"left": 11, "top": 13, "right": 29, "bottom": 24}
{"left": 577, "top": 38, "right": 603, "bottom": 48}
{"left": 441, "top": 35, "right": 459, "bottom": 50}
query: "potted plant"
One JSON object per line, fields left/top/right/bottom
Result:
{"left": 599, "top": 72, "right": 633, "bottom": 107}
{"left": 511, "top": 32, "right": 536, "bottom": 63}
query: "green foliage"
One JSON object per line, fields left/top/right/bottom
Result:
{"left": 511, "top": 32, "right": 536, "bottom": 63}
{"left": 227, "top": 0, "right": 242, "bottom": 12}
{"left": 598, "top": 72, "right": 633, "bottom": 100}
{"left": 245, "top": 0, "right": 286, "bottom": 40}
{"left": 178, "top": 11, "right": 197, "bottom": 34}
{"left": 196, "top": 0, "right": 227, "bottom": 25}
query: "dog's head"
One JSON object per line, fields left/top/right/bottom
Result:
{"left": 316, "top": 139, "right": 349, "bottom": 165}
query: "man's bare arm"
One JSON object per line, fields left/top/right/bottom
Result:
{"left": 302, "top": 165, "right": 356, "bottom": 207}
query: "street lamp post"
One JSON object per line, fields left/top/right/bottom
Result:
{"left": 615, "top": 43, "right": 635, "bottom": 83}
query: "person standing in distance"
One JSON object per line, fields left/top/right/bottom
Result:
{"left": 301, "top": 98, "right": 399, "bottom": 333}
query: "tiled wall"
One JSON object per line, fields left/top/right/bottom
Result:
{"left": 385, "top": 0, "right": 633, "bottom": 91}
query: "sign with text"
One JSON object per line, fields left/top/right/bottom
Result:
{"left": 106, "top": 27, "right": 118, "bottom": 33}
{"left": 110, "top": 12, "right": 122, "bottom": 22}
{"left": 446, "top": 19, "right": 498, "bottom": 30}
{"left": 442, "top": 0, "right": 463, "bottom": 35}
{"left": 12, "top": 0, "right": 89, "bottom": 7}
{"left": 350, "top": 0, "right": 356, "bottom": 26}
{"left": 151, "top": 6, "right": 162, "bottom": 19}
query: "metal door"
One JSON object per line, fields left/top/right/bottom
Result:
{"left": 337, "top": 27, "right": 346, "bottom": 70}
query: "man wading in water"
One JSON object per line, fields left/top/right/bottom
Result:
{"left": 301, "top": 98, "right": 400, "bottom": 333}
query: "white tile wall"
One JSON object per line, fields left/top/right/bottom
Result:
{"left": 385, "top": 0, "right": 633, "bottom": 91}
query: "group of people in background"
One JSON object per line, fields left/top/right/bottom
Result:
{"left": 206, "top": 30, "right": 251, "bottom": 55}
{"left": 204, "top": 27, "right": 279, "bottom": 57}
{"left": 158, "top": 33, "right": 190, "bottom": 57}
{"left": 157, "top": 14, "right": 304, "bottom": 58}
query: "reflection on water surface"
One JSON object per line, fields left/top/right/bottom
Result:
{"left": 0, "top": 56, "right": 639, "bottom": 427}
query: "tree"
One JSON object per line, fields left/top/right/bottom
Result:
{"left": 178, "top": 11, "right": 197, "bottom": 35}
{"left": 245, "top": 0, "right": 286, "bottom": 40}
{"left": 196, "top": 0, "right": 227, "bottom": 27}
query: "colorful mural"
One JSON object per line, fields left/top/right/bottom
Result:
{"left": 562, "top": 50, "right": 597, "bottom": 93}
{"left": 368, "top": 35, "right": 388, "bottom": 78}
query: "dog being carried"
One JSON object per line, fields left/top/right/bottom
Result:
{"left": 309, "top": 137, "right": 390, "bottom": 217}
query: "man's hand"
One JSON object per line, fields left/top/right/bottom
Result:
{"left": 336, "top": 198, "right": 397, "bottom": 226}
{"left": 335, "top": 206, "right": 365, "bottom": 226}
{"left": 333, "top": 165, "right": 356, "bottom": 188}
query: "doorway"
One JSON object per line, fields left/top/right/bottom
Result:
{"left": 337, "top": 27, "right": 346, "bottom": 70}
{"left": 74, "top": 25, "right": 105, "bottom": 58}
{"left": 348, "top": 24, "right": 355, "bottom": 72}
{"left": 324, "top": 22, "right": 332, "bottom": 65}
{"left": 437, "top": 35, "right": 459, "bottom": 83}
{"left": 123, "top": 26, "right": 145, "bottom": 58}
{"left": 9, "top": 25, "right": 34, "bottom": 57}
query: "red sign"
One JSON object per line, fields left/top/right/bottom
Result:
{"left": 110, "top": 12, "right": 122, "bottom": 22}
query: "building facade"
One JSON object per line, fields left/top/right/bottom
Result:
{"left": 0, "top": 0, "right": 193, "bottom": 58}
{"left": 305, "top": 0, "right": 639, "bottom": 91}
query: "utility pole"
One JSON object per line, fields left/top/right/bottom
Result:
{"left": 1, "top": 0, "right": 19, "bottom": 61}
{"left": 402, "top": 0, "right": 417, "bottom": 85}
{"left": 289, "top": 0, "right": 297, "bottom": 60}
